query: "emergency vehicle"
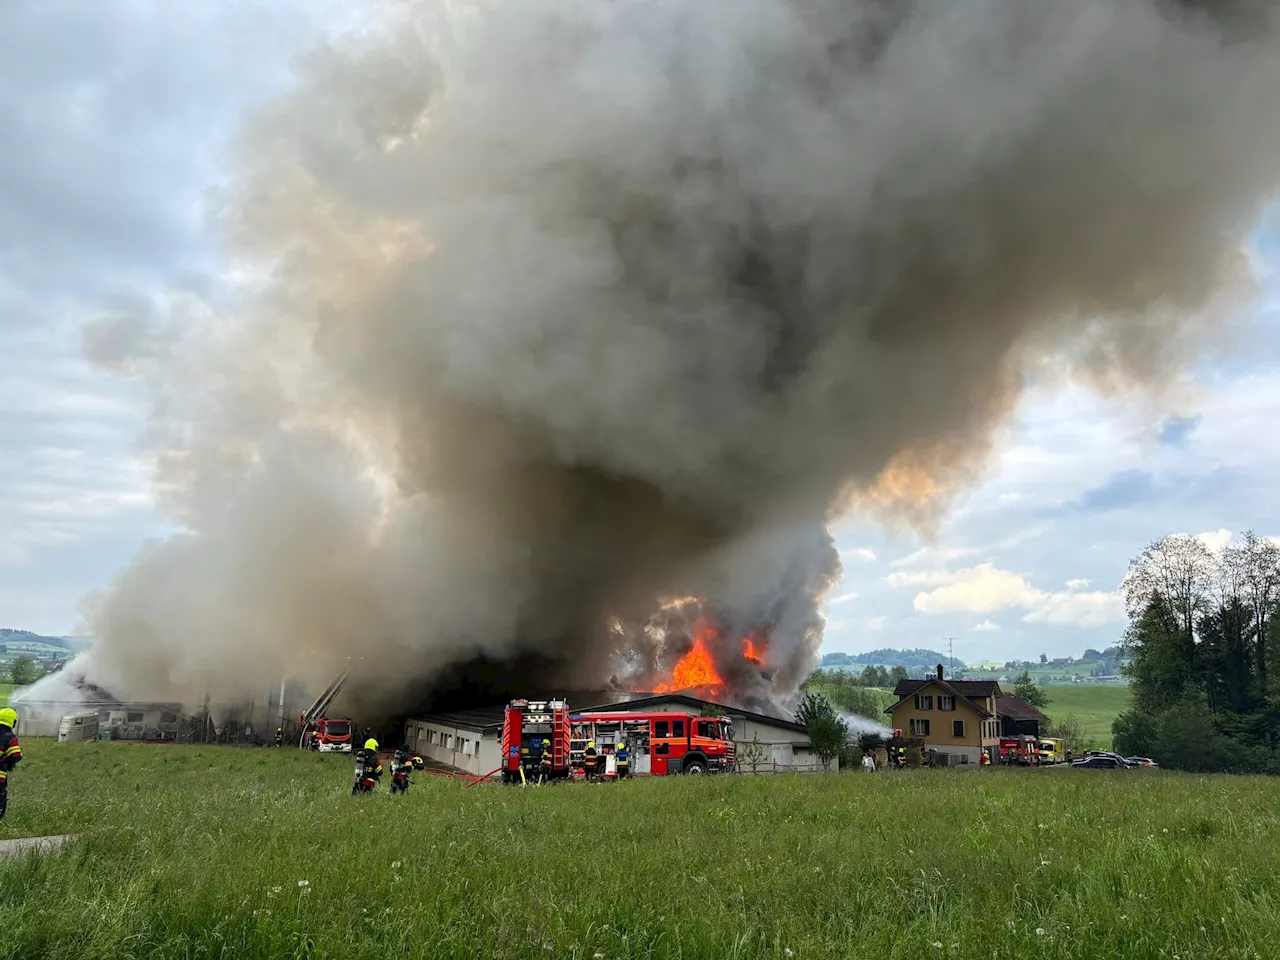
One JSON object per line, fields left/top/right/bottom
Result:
{"left": 1037, "top": 737, "right": 1066, "bottom": 764}
{"left": 998, "top": 735, "right": 1039, "bottom": 766}
{"left": 306, "top": 716, "right": 354, "bottom": 753}
{"left": 500, "top": 698, "right": 735, "bottom": 783}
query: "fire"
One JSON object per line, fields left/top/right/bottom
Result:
{"left": 653, "top": 621, "right": 724, "bottom": 694}
{"left": 743, "top": 636, "right": 762, "bottom": 664}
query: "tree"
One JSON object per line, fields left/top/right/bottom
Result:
{"left": 1046, "top": 715, "right": 1092, "bottom": 755}
{"left": 1012, "top": 671, "right": 1049, "bottom": 709}
{"left": 1123, "top": 534, "right": 1215, "bottom": 640}
{"left": 738, "top": 733, "right": 767, "bottom": 774}
{"left": 9, "top": 655, "right": 38, "bottom": 686}
{"left": 1039, "top": 653, "right": 1048, "bottom": 664}
{"left": 795, "top": 692, "right": 848, "bottom": 769}
{"left": 888, "top": 665, "right": 908, "bottom": 685}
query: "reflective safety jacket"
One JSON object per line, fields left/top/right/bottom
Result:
{"left": 616, "top": 746, "right": 629, "bottom": 765}
{"left": 0, "top": 724, "right": 21, "bottom": 784}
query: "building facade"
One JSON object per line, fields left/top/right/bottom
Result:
{"left": 886, "top": 669, "right": 1002, "bottom": 766}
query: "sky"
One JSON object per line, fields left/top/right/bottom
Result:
{"left": 3, "top": 4, "right": 1280, "bottom": 665}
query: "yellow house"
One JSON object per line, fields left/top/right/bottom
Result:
{"left": 885, "top": 666, "right": 1002, "bottom": 767}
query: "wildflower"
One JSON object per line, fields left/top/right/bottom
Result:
{"left": 394, "top": 874, "right": 403, "bottom": 883}
{"left": 1035, "top": 928, "right": 1045, "bottom": 937}
{"left": 297, "top": 880, "right": 309, "bottom": 888}
{"left": 391, "top": 861, "right": 402, "bottom": 868}
{"left": 594, "top": 954, "right": 605, "bottom": 960}
{"left": 1040, "top": 860, "right": 1050, "bottom": 867}
{"left": 1163, "top": 828, "right": 1169, "bottom": 834}
{"left": 1120, "top": 915, "right": 1128, "bottom": 921}
{"left": 785, "top": 950, "right": 794, "bottom": 958}
{"left": 932, "top": 942, "right": 943, "bottom": 949}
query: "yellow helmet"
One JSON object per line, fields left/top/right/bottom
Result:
{"left": 617, "top": 743, "right": 624, "bottom": 749}
{"left": 0, "top": 708, "right": 17, "bottom": 729}
{"left": 364, "top": 738, "right": 378, "bottom": 750}
{"left": 587, "top": 740, "right": 595, "bottom": 748}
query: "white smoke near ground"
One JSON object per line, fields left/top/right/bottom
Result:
{"left": 837, "top": 710, "right": 893, "bottom": 738}
{"left": 65, "top": 0, "right": 1280, "bottom": 717}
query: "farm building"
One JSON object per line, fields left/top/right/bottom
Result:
{"left": 885, "top": 667, "right": 1050, "bottom": 766}
{"left": 11, "top": 689, "right": 185, "bottom": 740}
{"left": 405, "top": 691, "right": 826, "bottom": 775}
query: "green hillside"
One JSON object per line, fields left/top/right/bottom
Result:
{"left": 1043, "top": 685, "right": 1132, "bottom": 751}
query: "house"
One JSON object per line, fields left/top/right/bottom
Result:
{"left": 405, "top": 691, "right": 828, "bottom": 775}
{"left": 995, "top": 692, "right": 1050, "bottom": 738}
{"left": 11, "top": 691, "right": 185, "bottom": 740}
{"left": 885, "top": 666, "right": 1001, "bottom": 767}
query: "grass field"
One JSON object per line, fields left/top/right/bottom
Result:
{"left": 0, "top": 684, "right": 13, "bottom": 706}
{"left": 1042, "top": 685, "right": 1132, "bottom": 750}
{"left": 0, "top": 742, "right": 1277, "bottom": 959}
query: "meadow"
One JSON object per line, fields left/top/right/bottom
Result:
{"left": 1042, "top": 685, "right": 1132, "bottom": 750}
{"left": 0, "top": 741, "right": 1276, "bottom": 959}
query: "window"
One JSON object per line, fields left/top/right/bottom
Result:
{"left": 696, "top": 720, "right": 716, "bottom": 739}
{"left": 126, "top": 712, "right": 144, "bottom": 724}
{"left": 99, "top": 710, "right": 110, "bottom": 722}
{"left": 673, "top": 720, "right": 685, "bottom": 738}
{"left": 161, "top": 711, "right": 177, "bottom": 723}
{"left": 27, "top": 710, "right": 43, "bottom": 721}
{"left": 952, "top": 720, "right": 965, "bottom": 738}
{"left": 914, "top": 695, "right": 933, "bottom": 710}
{"left": 938, "top": 696, "right": 955, "bottom": 711}
{"left": 909, "top": 718, "right": 930, "bottom": 736}
{"left": 654, "top": 720, "right": 670, "bottom": 738}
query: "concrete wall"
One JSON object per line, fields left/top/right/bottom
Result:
{"left": 405, "top": 719, "right": 501, "bottom": 775}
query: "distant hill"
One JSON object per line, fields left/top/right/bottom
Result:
{"left": 821, "top": 648, "right": 951, "bottom": 670}
{"left": 0, "top": 629, "right": 92, "bottom": 655}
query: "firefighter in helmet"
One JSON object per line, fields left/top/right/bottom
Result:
{"left": 615, "top": 741, "right": 629, "bottom": 779}
{"left": 274, "top": 727, "right": 283, "bottom": 747}
{"left": 353, "top": 738, "right": 383, "bottom": 794}
{"left": 583, "top": 740, "right": 598, "bottom": 779}
{"left": 0, "top": 708, "right": 21, "bottom": 820}
{"left": 896, "top": 745, "right": 906, "bottom": 769}
{"left": 539, "top": 738, "right": 553, "bottom": 781}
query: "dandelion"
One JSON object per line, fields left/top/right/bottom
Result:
{"left": 594, "top": 954, "right": 605, "bottom": 960}
{"left": 394, "top": 874, "right": 403, "bottom": 883}
{"left": 1041, "top": 860, "right": 1050, "bottom": 867}
{"left": 297, "top": 880, "right": 309, "bottom": 888}
{"left": 1036, "top": 929, "right": 1045, "bottom": 937}
{"left": 784, "top": 950, "right": 794, "bottom": 958}
{"left": 391, "top": 861, "right": 402, "bottom": 868}
{"left": 1120, "top": 915, "right": 1128, "bottom": 921}
{"left": 932, "top": 942, "right": 943, "bottom": 949}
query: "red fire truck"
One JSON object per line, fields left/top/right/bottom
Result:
{"left": 304, "top": 716, "right": 355, "bottom": 753}
{"left": 998, "top": 735, "right": 1039, "bottom": 766}
{"left": 500, "top": 699, "right": 735, "bottom": 783}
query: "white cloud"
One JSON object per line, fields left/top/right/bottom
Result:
{"left": 865, "top": 615, "right": 890, "bottom": 632}
{"left": 839, "top": 547, "right": 876, "bottom": 563}
{"left": 890, "top": 546, "right": 977, "bottom": 569}
{"left": 912, "top": 562, "right": 1126, "bottom": 628}
{"left": 1065, "top": 578, "right": 1091, "bottom": 591}
{"left": 886, "top": 568, "right": 958, "bottom": 589}
{"left": 1194, "top": 529, "right": 1234, "bottom": 554}
{"left": 1022, "top": 590, "right": 1125, "bottom": 627}
{"left": 827, "top": 591, "right": 859, "bottom": 605}
{"left": 912, "top": 563, "right": 1042, "bottom": 614}
{"left": 973, "top": 619, "right": 1001, "bottom": 632}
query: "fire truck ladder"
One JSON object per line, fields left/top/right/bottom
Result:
{"left": 297, "top": 662, "right": 354, "bottom": 748}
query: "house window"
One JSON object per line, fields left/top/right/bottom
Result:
{"left": 915, "top": 695, "right": 933, "bottom": 710}
{"left": 909, "top": 719, "right": 930, "bottom": 736}
{"left": 126, "top": 712, "right": 144, "bottom": 724}
{"left": 938, "top": 696, "right": 955, "bottom": 711}
{"left": 953, "top": 720, "right": 965, "bottom": 738}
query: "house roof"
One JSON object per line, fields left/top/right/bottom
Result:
{"left": 884, "top": 678, "right": 1000, "bottom": 718}
{"left": 410, "top": 691, "right": 807, "bottom": 735}
{"left": 995, "top": 693, "right": 1050, "bottom": 724}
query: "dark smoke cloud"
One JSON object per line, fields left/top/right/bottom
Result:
{"left": 68, "top": 0, "right": 1280, "bottom": 716}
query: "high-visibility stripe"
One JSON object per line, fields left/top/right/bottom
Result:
{"left": 2, "top": 746, "right": 20, "bottom": 759}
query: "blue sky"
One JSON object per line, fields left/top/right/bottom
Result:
{"left": 3, "top": 4, "right": 1280, "bottom": 665}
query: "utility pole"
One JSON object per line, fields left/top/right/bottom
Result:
{"left": 942, "top": 638, "right": 961, "bottom": 679}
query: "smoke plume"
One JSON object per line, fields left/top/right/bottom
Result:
{"left": 72, "top": 0, "right": 1280, "bottom": 717}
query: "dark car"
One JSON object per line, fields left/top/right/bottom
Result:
{"left": 1071, "top": 755, "right": 1131, "bottom": 769}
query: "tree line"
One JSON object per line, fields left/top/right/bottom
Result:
{"left": 1115, "top": 531, "right": 1280, "bottom": 773}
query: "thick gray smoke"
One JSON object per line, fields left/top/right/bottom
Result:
{"left": 72, "top": 0, "right": 1280, "bottom": 716}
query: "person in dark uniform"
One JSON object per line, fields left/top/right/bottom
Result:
{"left": 0, "top": 708, "right": 22, "bottom": 820}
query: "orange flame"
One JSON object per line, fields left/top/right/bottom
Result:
{"left": 653, "top": 622, "right": 724, "bottom": 694}
{"left": 743, "top": 636, "right": 762, "bottom": 664}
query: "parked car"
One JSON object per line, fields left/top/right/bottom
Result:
{"left": 1071, "top": 755, "right": 1133, "bottom": 769}
{"left": 1127, "top": 757, "right": 1158, "bottom": 767}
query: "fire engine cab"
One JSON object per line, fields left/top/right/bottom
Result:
{"left": 500, "top": 699, "right": 735, "bottom": 783}
{"left": 998, "top": 735, "right": 1039, "bottom": 766}
{"left": 305, "top": 716, "right": 355, "bottom": 753}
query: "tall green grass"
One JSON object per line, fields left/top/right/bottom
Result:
{"left": 0, "top": 741, "right": 1276, "bottom": 959}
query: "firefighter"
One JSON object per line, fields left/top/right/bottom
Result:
{"left": 539, "top": 738, "right": 553, "bottom": 782}
{"left": 896, "top": 745, "right": 906, "bottom": 769}
{"left": 0, "top": 708, "right": 21, "bottom": 820}
{"left": 583, "top": 740, "right": 598, "bottom": 779}
{"left": 615, "top": 741, "right": 629, "bottom": 778}
{"left": 390, "top": 743, "right": 414, "bottom": 794}
{"left": 274, "top": 727, "right": 283, "bottom": 747}
{"left": 980, "top": 750, "right": 990, "bottom": 767}
{"left": 352, "top": 738, "right": 383, "bottom": 794}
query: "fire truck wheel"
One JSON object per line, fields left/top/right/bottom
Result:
{"left": 682, "top": 758, "right": 707, "bottom": 775}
